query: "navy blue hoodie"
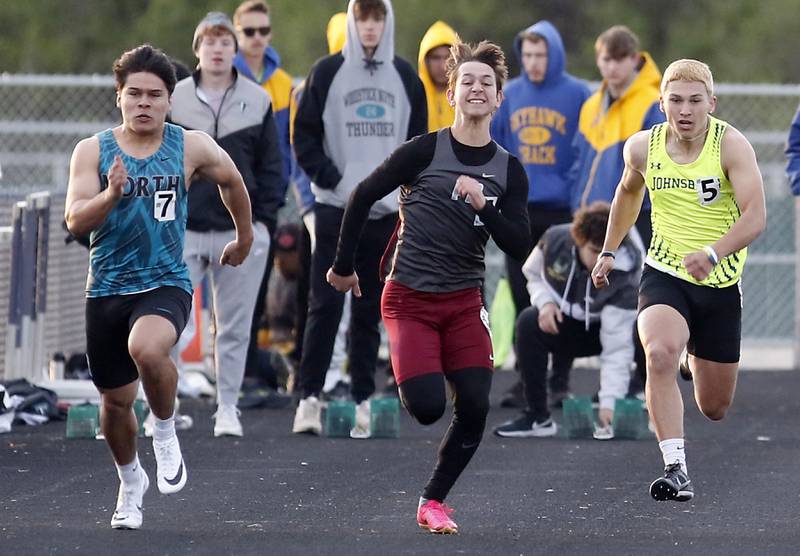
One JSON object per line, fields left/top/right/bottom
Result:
{"left": 491, "top": 21, "right": 589, "bottom": 209}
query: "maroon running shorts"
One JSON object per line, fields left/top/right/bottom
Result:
{"left": 381, "top": 280, "right": 494, "bottom": 384}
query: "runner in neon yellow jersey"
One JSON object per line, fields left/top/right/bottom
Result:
{"left": 591, "top": 59, "right": 766, "bottom": 503}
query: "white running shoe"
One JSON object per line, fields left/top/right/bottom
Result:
{"left": 110, "top": 465, "right": 149, "bottom": 530}
{"left": 350, "top": 399, "right": 371, "bottom": 439}
{"left": 144, "top": 411, "right": 193, "bottom": 437}
{"left": 292, "top": 396, "right": 322, "bottom": 435}
{"left": 593, "top": 424, "right": 615, "bottom": 440}
{"left": 213, "top": 404, "right": 243, "bottom": 437}
{"left": 153, "top": 435, "right": 187, "bottom": 494}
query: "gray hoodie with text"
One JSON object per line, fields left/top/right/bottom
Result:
{"left": 293, "top": 0, "right": 427, "bottom": 219}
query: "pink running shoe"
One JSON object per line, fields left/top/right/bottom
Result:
{"left": 417, "top": 500, "right": 458, "bottom": 534}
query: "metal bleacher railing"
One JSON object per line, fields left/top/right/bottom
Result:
{"left": 1, "top": 74, "right": 799, "bottom": 380}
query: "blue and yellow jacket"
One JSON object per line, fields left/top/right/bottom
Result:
{"left": 569, "top": 52, "right": 664, "bottom": 211}
{"left": 491, "top": 21, "right": 590, "bottom": 208}
{"left": 234, "top": 46, "right": 293, "bottom": 195}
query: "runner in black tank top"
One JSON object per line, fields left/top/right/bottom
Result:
{"left": 329, "top": 41, "right": 531, "bottom": 534}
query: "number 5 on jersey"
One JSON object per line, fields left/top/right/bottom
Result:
{"left": 696, "top": 177, "right": 720, "bottom": 206}
{"left": 154, "top": 190, "right": 176, "bottom": 221}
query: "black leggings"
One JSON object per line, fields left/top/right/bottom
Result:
{"left": 398, "top": 367, "right": 493, "bottom": 502}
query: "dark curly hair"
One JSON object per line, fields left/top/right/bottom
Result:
{"left": 571, "top": 202, "right": 611, "bottom": 247}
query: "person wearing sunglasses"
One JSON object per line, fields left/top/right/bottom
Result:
{"left": 233, "top": 0, "right": 295, "bottom": 397}
{"left": 233, "top": 1, "right": 292, "bottom": 184}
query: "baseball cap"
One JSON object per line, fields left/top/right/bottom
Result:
{"left": 193, "top": 12, "right": 238, "bottom": 53}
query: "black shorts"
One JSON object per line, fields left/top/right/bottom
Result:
{"left": 638, "top": 265, "right": 741, "bottom": 363}
{"left": 85, "top": 286, "right": 192, "bottom": 390}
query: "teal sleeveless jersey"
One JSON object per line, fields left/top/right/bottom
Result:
{"left": 87, "top": 123, "right": 191, "bottom": 297}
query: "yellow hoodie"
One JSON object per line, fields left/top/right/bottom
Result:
{"left": 292, "top": 13, "right": 347, "bottom": 143}
{"left": 327, "top": 12, "right": 347, "bottom": 55}
{"left": 418, "top": 21, "right": 458, "bottom": 131}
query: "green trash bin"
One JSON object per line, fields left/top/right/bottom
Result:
{"left": 66, "top": 403, "right": 99, "bottom": 439}
{"left": 370, "top": 398, "right": 400, "bottom": 438}
{"left": 323, "top": 400, "right": 355, "bottom": 437}
{"left": 562, "top": 396, "right": 594, "bottom": 439}
{"left": 612, "top": 398, "right": 648, "bottom": 440}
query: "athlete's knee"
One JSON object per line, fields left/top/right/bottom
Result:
{"left": 645, "top": 342, "right": 681, "bottom": 378}
{"left": 697, "top": 399, "right": 730, "bottom": 421}
{"left": 101, "top": 392, "right": 134, "bottom": 416}
{"left": 128, "top": 339, "right": 169, "bottom": 373}
{"left": 406, "top": 402, "right": 445, "bottom": 426}
{"left": 398, "top": 373, "right": 447, "bottom": 424}
{"left": 402, "top": 395, "right": 446, "bottom": 425}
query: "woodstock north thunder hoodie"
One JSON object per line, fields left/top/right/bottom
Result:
{"left": 293, "top": 0, "right": 427, "bottom": 219}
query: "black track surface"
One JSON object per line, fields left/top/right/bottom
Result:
{"left": 2, "top": 369, "right": 799, "bottom": 555}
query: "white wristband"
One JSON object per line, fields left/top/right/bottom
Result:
{"left": 703, "top": 245, "right": 720, "bottom": 266}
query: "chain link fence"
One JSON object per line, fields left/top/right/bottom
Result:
{"left": 1, "top": 74, "right": 799, "bottom": 373}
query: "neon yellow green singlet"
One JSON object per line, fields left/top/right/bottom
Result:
{"left": 645, "top": 115, "right": 745, "bottom": 288}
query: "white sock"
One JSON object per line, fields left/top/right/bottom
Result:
{"left": 116, "top": 454, "right": 141, "bottom": 485}
{"left": 152, "top": 413, "right": 176, "bottom": 442}
{"left": 659, "top": 438, "right": 687, "bottom": 472}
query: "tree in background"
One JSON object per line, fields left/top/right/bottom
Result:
{"left": 2, "top": 0, "right": 799, "bottom": 83}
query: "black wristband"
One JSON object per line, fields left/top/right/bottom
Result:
{"left": 599, "top": 251, "right": 616, "bottom": 259}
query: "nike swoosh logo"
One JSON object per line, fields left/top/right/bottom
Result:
{"left": 165, "top": 459, "right": 184, "bottom": 485}
{"left": 156, "top": 307, "right": 173, "bottom": 315}
{"left": 160, "top": 156, "right": 170, "bottom": 161}
{"left": 461, "top": 441, "right": 480, "bottom": 450}
{"left": 481, "top": 173, "right": 495, "bottom": 178}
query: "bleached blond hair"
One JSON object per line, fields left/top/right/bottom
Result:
{"left": 661, "top": 59, "right": 714, "bottom": 97}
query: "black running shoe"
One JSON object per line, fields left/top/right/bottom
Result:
{"left": 679, "top": 352, "right": 693, "bottom": 382}
{"left": 650, "top": 463, "right": 694, "bottom": 501}
{"left": 493, "top": 413, "right": 557, "bottom": 438}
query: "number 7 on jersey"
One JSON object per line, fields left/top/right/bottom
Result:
{"left": 154, "top": 190, "right": 176, "bottom": 221}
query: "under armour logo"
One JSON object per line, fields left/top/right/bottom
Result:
{"left": 650, "top": 162, "right": 662, "bottom": 170}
